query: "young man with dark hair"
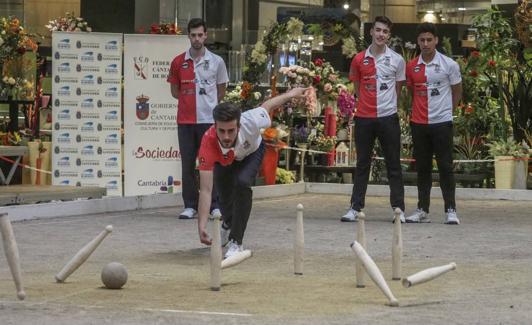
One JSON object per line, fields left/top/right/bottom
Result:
{"left": 196, "top": 87, "right": 308, "bottom": 259}
{"left": 405, "top": 22, "right": 462, "bottom": 224}
{"left": 340, "top": 16, "right": 406, "bottom": 223}
{"left": 167, "top": 18, "right": 229, "bottom": 220}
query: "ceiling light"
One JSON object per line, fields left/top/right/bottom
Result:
{"left": 427, "top": 10, "right": 434, "bottom": 14}
{"left": 458, "top": 7, "right": 466, "bottom": 11}
{"left": 343, "top": 3, "right": 350, "bottom": 10}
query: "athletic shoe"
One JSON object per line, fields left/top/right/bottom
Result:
{"left": 178, "top": 208, "right": 197, "bottom": 219}
{"left": 445, "top": 209, "right": 460, "bottom": 225}
{"left": 392, "top": 210, "right": 406, "bottom": 223}
{"left": 405, "top": 209, "right": 431, "bottom": 223}
{"left": 210, "top": 208, "right": 222, "bottom": 220}
{"left": 224, "top": 240, "right": 243, "bottom": 259}
{"left": 220, "top": 222, "right": 230, "bottom": 247}
{"left": 340, "top": 209, "right": 359, "bottom": 222}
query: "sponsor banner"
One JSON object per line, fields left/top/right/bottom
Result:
{"left": 52, "top": 32, "right": 123, "bottom": 196}
{"left": 123, "top": 34, "right": 188, "bottom": 196}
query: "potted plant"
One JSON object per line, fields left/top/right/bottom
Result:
{"left": 487, "top": 138, "right": 529, "bottom": 189}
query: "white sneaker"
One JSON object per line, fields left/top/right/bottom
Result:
{"left": 340, "top": 209, "right": 359, "bottom": 222}
{"left": 178, "top": 208, "right": 197, "bottom": 219}
{"left": 220, "top": 222, "right": 230, "bottom": 247}
{"left": 405, "top": 209, "right": 431, "bottom": 223}
{"left": 445, "top": 209, "right": 460, "bottom": 225}
{"left": 392, "top": 210, "right": 406, "bottom": 223}
{"left": 209, "top": 208, "right": 222, "bottom": 220}
{"left": 224, "top": 240, "right": 243, "bottom": 259}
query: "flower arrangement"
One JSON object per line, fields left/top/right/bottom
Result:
{"left": 311, "top": 134, "right": 337, "bottom": 152}
{"left": 149, "top": 23, "right": 182, "bottom": 35}
{"left": 308, "top": 58, "right": 350, "bottom": 105}
{"left": 337, "top": 89, "right": 355, "bottom": 119}
{"left": 292, "top": 125, "right": 309, "bottom": 144}
{"left": 276, "top": 167, "right": 296, "bottom": 184}
{"left": 0, "top": 131, "right": 21, "bottom": 145}
{"left": 279, "top": 65, "right": 313, "bottom": 87}
{"left": 389, "top": 36, "right": 417, "bottom": 63}
{"left": 45, "top": 12, "right": 92, "bottom": 32}
{"left": 0, "top": 75, "right": 33, "bottom": 99}
{"left": 1, "top": 16, "right": 38, "bottom": 64}
{"left": 341, "top": 36, "right": 359, "bottom": 58}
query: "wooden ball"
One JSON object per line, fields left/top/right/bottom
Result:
{"left": 101, "top": 262, "right": 128, "bottom": 289}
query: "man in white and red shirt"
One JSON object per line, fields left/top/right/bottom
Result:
{"left": 405, "top": 22, "right": 462, "bottom": 225}
{"left": 167, "top": 18, "right": 229, "bottom": 220}
{"left": 196, "top": 88, "right": 308, "bottom": 259}
{"left": 340, "top": 16, "right": 406, "bottom": 223}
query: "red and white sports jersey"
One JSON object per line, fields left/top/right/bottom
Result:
{"left": 349, "top": 46, "right": 405, "bottom": 118}
{"left": 197, "top": 107, "right": 271, "bottom": 171}
{"left": 167, "top": 48, "right": 229, "bottom": 124}
{"left": 406, "top": 51, "right": 462, "bottom": 124}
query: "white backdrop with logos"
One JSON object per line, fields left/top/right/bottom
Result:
{"left": 51, "top": 32, "right": 123, "bottom": 196}
{"left": 123, "top": 34, "right": 189, "bottom": 196}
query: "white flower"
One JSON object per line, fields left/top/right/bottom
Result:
{"left": 8, "top": 77, "right": 16, "bottom": 85}
{"left": 77, "top": 23, "right": 83, "bottom": 27}
{"left": 86, "top": 27, "right": 92, "bottom": 32}
{"left": 253, "top": 92, "right": 261, "bottom": 100}
{"left": 0, "top": 37, "right": 3, "bottom": 47}
{"left": 296, "top": 76, "right": 302, "bottom": 83}
{"left": 74, "top": 27, "right": 81, "bottom": 32}
{"left": 342, "top": 36, "right": 358, "bottom": 58}
{"left": 405, "top": 41, "right": 416, "bottom": 50}
{"left": 2, "top": 76, "right": 8, "bottom": 83}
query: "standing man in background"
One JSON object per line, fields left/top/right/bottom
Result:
{"left": 167, "top": 18, "right": 229, "bottom": 219}
{"left": 405, "top": 22, "right": 462, "bottom": 225}
{"left": 340, "top": 16, "right": 406, "bottom": 223}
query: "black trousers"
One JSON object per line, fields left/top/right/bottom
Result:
{"left": 178, "top": 124, "right": 218, "bottom": 211}
{"left": 410, "top": 121, "right": 456, "bottom": 213}
{"left": 214, "top": 142, "right": 265, "bottom": 245}
{"left": 350, "top": 114, "right": 405, "bottom": 211}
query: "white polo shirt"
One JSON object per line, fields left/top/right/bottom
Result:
{"left": 198, "top": 107, "right": 271, "bottom": 170}
{"left": 349, "top": 46, "right": 406, "bottom": 118}
{"left": 406, "top": 51, "right": 462, "bottom": 124}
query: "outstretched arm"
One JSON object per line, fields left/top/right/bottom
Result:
{"left": 197, "top": 170, "right": 214, "bottom": 245}
{"left": 260, "top": 87, "right": 309, "bottom": 114}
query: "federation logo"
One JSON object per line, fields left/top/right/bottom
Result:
{"left": 136, "top": 94, "right": 150, "bottom": 120}
{"left": 414, "top": 65, "right": 421, "bottom": 73}
{"left": 363, "top": 58, "right": 369, "bottom": 65}
{"left": 134, "top": 56, "right": 149, "bottom": 80}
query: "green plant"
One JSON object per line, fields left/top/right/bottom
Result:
{"left": 487, "top": 138, "right": 528, "bottom": 158}
{"left": 276, "top": 167, "right": 295, "bottom": 184}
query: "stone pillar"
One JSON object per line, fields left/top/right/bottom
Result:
{"left": 369, "top": 0, "right": 416, "bottom": 23}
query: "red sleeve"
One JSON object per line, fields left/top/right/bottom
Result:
{"left": 197, "top": 129, "right": 218, "bottom": 171}
{"left": 167, "top": 55, "right": 182, "bottom": 84}
{"left": 349, "top": 52, "right": 361, "bottom": 83}
{"left": 406, "top": 58, "right": 417, "bottom": 89}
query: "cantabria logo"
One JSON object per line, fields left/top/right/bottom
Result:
{"left": 105, "top": 87, "right": 119, "bottom": 97}
{"left": 81, "top": 145, "right": 95, "bottom": 155}
{"left": 58, "top": 62, "right": 71, "bottom": 72}
{"left": 105, "top": 110, "right": 118, "bottom": 120}
{"left": 81, "top": 121, "right": 95, "bottom": 132}
{"left": 81, "top": 98, "right": 95, "bottom": 108}
{"left": 58, "top": 38, "right": 71, "bottom": 49}
{"left": 105, "top": 40, "right": 119, "bottom": 50}
{"left": 57, "top": 132, "right": 71, "bottom": 143}
{"left": 57, "top": 109, "right": 71, "bottom": 120}
{"left": 105, "top": 64, "right": 119, "bottom": 74}
{"left": 58, "top": 86, "right": 71, "bottom": 96}
{"left": 81, "top": 51, "right": 95, "bottom": 61}
{"left": 81, "top": 74, "right": 95, "bottom": 85}
{"left": 105, "top": 133, "right": 119, "bottom": 144}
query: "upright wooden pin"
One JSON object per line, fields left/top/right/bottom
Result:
{"left": 402, "top": 262, "right": 457, "bottom": 288}
{"left": 392, "top": 208, "right": 403, "bottom": 280}
{"left": 210, "top": 217, "right": 222, "bottom": 291}
{"left": 294, "top": 203, "right": 304, "bottom": 275}
{"left": 355, "top": 212, "right": 366, "bottom": 288}
{"left": 55, "top": 225, "right": 113, "bottom": 283}
{"left": 351, "top": 241, "right": 399, "bottom": 307}
{"left": 0, "top": 213, "right": 26, "bottom": 300}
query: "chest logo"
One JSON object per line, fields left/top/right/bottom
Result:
{"left": 181, "top": 62, "right": 189, "bottom": 69}
{"left": 363, "top": 58, "right": 370, "bottom": 65}
{"left": 414, "top": 66, "right": 421, "bottom": 73}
